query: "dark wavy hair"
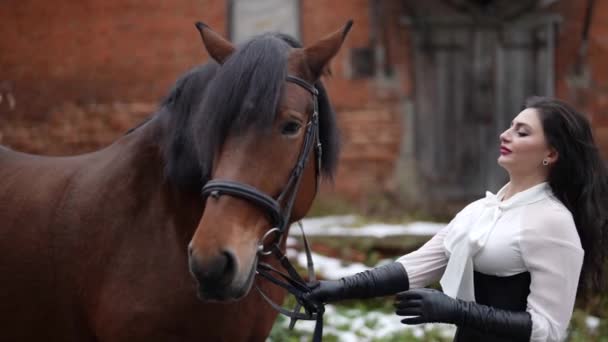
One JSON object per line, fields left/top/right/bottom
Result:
{"left": 525, "top": 96, "right": 608, "bottom": 297}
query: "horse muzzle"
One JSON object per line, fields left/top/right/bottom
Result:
{"left": 188, "top": 245, "right": 256, "bottom": 301}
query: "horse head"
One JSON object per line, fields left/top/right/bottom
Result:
{"left": 187, "top": 21, "right": 352, "bottom": 301}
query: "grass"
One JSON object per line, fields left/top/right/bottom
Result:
{"left": 568, "top": 310, "right": 608, "bottom": 342}
{"left": 268, "top": 296, "right": 607, "bottom": 341}
{"left": 268, "top": 296, "right": 455, "bottom": 342}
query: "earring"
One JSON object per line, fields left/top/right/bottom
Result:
{"left": 542, "top": 159, "right": 549, "bottom": 166}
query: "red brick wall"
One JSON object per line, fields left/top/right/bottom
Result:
{"left": 0, "top": 0, "right": 225, "bottom": 118}
{"left": 300, "top": 0, "right": 412, "bottom": 200}
{"left": 582, "top": 0, "right": 608, "bottom": 158}
{"left": 1, "top": 0, "right": 606, "bottom": 205}
{"left": 0, "top": 0, "right": 410, "bottom": 202}
{"left": 553, "top": 0, "right": 608, "bottom": 158}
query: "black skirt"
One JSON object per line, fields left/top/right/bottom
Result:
{"left": 453, "top": 271, "right": 531, "bottom": 342}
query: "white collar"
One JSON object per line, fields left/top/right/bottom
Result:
{"left": 488, "top": 181, "right": 551, "bottom": 209}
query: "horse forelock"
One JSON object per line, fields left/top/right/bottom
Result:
{"left": 161, "top": 33, "right": 340, "bottom": 193}
{"left": 192, "top": 34, "right": 290, "bottom": 180}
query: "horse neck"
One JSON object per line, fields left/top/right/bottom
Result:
{"left": 103, "top": 114, "right": 203, "bottom": 237}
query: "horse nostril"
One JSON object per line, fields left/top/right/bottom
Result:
{"left": 209, "top": 250, "right": 236, "bottom": 286}
{"left": 222, "top": 249, "right": 236, "bottom": 281}
{"left": 188, "top": 242, "right": 193, "bottom": 257}
{"left": 190, "top": 249, "right": 237, "bottom": 287}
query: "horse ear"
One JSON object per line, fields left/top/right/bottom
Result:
{"left": 195, "top": 21, "right": 235, "bottom": 65}
{"left": 303, "top": 20, "right": 353, "bottom": 80}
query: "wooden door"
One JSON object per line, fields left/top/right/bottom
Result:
{"left": 411, "top": 15, "right": 559, "bottom": 202}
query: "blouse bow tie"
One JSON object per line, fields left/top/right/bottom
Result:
{"left": 468, "top": 191, "right": 506, "bottom": 250}
{"left": 440, "top": 182, "right": 550, "bottom": 302}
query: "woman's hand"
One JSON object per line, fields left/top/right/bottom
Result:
{"left": 304, "top": 280, "right": 342, "bottom": 304}
{"left": 395, "top": 288, "right": 533, "bottom": 339}
{"left": 304, "top": 262, "right": 409, "bottom": 303}
{"left": 394, "top": 288, "right": 461, "bottom": 324}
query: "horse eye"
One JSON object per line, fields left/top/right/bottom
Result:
{"left": 281, "top": 121, "right": 302, "bottom": 136}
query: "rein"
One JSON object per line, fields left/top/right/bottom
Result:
{"left": 201, "top": 75, "right": 326, "bottom": 341}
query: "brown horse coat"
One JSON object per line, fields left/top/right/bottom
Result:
{"left": 0, "top": 124, "right": 287, "bottom": 341}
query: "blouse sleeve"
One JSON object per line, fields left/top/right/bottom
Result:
{"left": 396, "top": 223, "right": 451, "bottom": 289}
{"left": 519, "top": 204, "right": 584, "bottom": 342}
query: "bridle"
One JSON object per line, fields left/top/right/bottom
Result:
{"left": 202, "top": 75, "right": 321, "bottom": 237}
{"left": 201, "top": 75, "right": 326, "bottom": 341}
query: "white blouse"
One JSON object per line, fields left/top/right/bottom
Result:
{"left": 396, "top": 182, "right": 584, "bottom": 342}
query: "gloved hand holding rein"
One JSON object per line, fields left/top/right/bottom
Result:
{"left": 305, "top": 262, "right": 409, "bottom": 303}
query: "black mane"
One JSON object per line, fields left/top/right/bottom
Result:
{"left": 160, "top": 33, "right": 340, "bottom": 192}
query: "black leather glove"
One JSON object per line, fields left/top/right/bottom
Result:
{"left": 306, "top": 262, "right": 409, "bottom": 303}
{"left": 395, "top": 288, "right": 532, "bottom": 340}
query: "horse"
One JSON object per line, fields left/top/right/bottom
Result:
{"left": 0, "top": 21, "right": 352, "bottom": 341}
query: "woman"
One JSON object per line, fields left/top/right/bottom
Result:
{"left": 306, "top": 96, "right": 608, "bottom": 341}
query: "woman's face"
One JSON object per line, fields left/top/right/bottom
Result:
{"left": 498, "top": 108, "right": 555, "bottom": 175}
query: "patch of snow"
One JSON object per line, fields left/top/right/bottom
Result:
{"left": 286, "top": 217, "right": 442, "bottom": 280}
{"left": 586, "top": 315, "right": 600, "bottom": 331}
{"left": 289, "top": 216, "right": 446, "bottom": 238}
{"left": 296, "top": 251, "right": 372, "bottom": 280}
